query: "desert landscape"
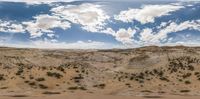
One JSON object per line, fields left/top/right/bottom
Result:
{"left": 0, "top": 46, "right": 200, "bottom": 99}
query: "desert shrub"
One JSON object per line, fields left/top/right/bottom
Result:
{"left": 30, "top": 77, "right": 34, "bottom": 79}
{"left": 35, "top": 78, "right": 45, "bottom": 82}
{"left": 42, "top": 91, "right": 61, "bottom": 94}
{"left": 67, "top": 86, "right": 87, "bottom": 90}
{"left": 29, "top": 82, "right": 36, "bottom": 86}
{"left": 68, "top": 86, "right": 78, "bottom": 90}
{"left": 194, "top": 72, "right": 200, "bottom": 75}
{"left": 10, "top": 95, "right": 28, "bottom": 97}
{"left": 81, "top": 70, "right": 85, "bottom": 73}
{"left": 79, "top": 86, "right": 87, "bottom": 90}
{"left": 27, "top": 65, "right": 33, "bottom": 70}
{"left": 137, "top": 73, "right": 144, "bottom": 79}
{"left": 73, "top": 75, "right": 84, "bottom": 83}
{"left": 130, "top": 76, "right": 134, "bottom": 80}
{"left": 180, "top": 90, "right": 190, "bottom": 93}
{"left": 0, "top": 74, "right": 5, "bottom": 80}
{"left": 153, "top": 69, "right": 158, "bottom": 74}
{"left": 57, "top": 66, "right": 65, "bottom": 73}
{"left": 38, "top": 84, "right": 48, "bottom": 89}
{"left": 73, "top": 76, "right": 84, "bottom": 80}
{"left": 93, "top": 84, "right": 106, "bottom": 89}
{"left": 143, "top": 96, "right": 162, "bottom": 98}
{"left": 47, "top": 72, "right": 63, "bottom": 79}
{"left": 188, "top": 65, "right": 194, "bottom": 71}
{"left": 185, "top": 80, "right": 191, "bottom": 84}
{"left": 24, "top": 80, "right": 29, "bottom": 83}
{"left": 182, "top": 73, "right": 192, "bottom": 79}
{"left": 139, "top": 80, "right": 144, "bottom": 83}
{"left": 159, "top": 77, "right": 170, "bottom": 82}
{"left": 0, "top": 87, "right": 8, "bottom": 89}
{"left": 141, "top": 90, "right": 153, "bottom": 93}
{"left": 16, "top": 63, "right": 25, "bottom": 66}
{"left": 16, "top": 67, "right": 24, "bottom": 75}
{"left": 178, "top": 79, "right": 183, "bottom": 82}
{"left": 125, "top": 83, "right": 131, "bottom": 88}
{"left": 41, "top": 66, "right": 47, "bottom": 70}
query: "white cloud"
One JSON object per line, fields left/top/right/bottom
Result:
{"left": 140, "top": 28, "right": 154, "bottom": 43}
{"left": 51, "top": 3, "right": 110, "bottom": 33}
{"left": 0, "top": 0, "right": 77, "bottom": 4}
{"left": 0, "top": 3, "right": 112, "bottom": 39}
{"left": 115, "top": 27, "right": 136, "bottom": 45}
{"left": 139, "top": 20, "right": 200, "bottom": 44}
{"left": 100, "top": 28, "right": 116, "bottom": 36}
{"left": 22, "top": 14, "right": 71, "bottom": 38}
{"left": 0, "top": 20, "right": 25, "bottom": 33}
{"left": 114, "top": 4, "right": 184, "bottom": 24}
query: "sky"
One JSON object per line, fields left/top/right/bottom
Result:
{"left": 0, "top": 0, "right": 200, "bottom": 49}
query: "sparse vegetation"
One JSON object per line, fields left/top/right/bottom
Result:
{"left": 93, "top": 84, "right": 106, "bottom": 89}
{"left": 68, "top": 86, "right": 86, "bottom": 90}
{"left": 29, "top": 82, "right": 36, "bottom": 86}
{"left": 38, "top": 84, "right": 48, "bottom": 89}
{"left": 35, "top": 78, "right": 45, "bottom": 82}
{"left": 16, "top": 66, "right": 24, "bottom": 75}
{"left": 47, "top": 72, "right": 63, "bottom": 79}
{"left": 185, "top": 80, "right": 191, "bottom": 84}
{"left": 42, "top": 91, "right": 61, "bottom": 94}
{"left": 1, "top": 46, "right": 200, "bottom": 95}
{"left": 0, "top": 74, "right": 5, "bottom": 81}
{"left": 180, "top": 90, "right": 190, "bottom": 93}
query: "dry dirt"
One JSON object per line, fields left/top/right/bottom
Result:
{"left": 1, "top": 46, "right": 200, "bottom": 99}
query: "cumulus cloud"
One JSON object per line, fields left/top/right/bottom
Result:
{"left": 139, "top": 20, "right": 200, "bottom": 44}
{"left": 140, "top": 28, "right": 154, "bottom": 43}
{"left": 0, "top": 20, "right": 25, "bottom": 33}
{"left": 0, "top": 3, "right": 111, "bottom": 39}
{"left": 114, "top": 4, "right": 184, "bottom": 24}
{"left": 51, "top": 3, "right": 110, "bottom": 33}
{"left": 114, "top": 27, "right": 136, "bottom": 45}
{"left": 22, "top": 14, "right": 71, "bottom": 38}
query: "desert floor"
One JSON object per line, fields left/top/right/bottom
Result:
{"left": 1, "top": 92, "right": 200, "bottom": 99}
{"left": 1, "top": 93, "right": 200, "bottom": 99}
{"left": 1, "top": 46, "right": 200, "bottom": 99}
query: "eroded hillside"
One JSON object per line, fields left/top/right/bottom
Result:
{"left": 1, "top": 46, "right": 200, "bottom": 96}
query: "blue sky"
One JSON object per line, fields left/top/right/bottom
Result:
{"left": 0, "top": 0, "right": 200, "bottom": 49}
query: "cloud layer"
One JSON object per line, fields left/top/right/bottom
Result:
{"left": 0, "top": 1, "right": 200, "bottom": 49}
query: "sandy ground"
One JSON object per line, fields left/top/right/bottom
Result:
{"left": 1, "top": 92, "right": 200, "bottom": 99}
{"left": 1, "top": 46, "right": 200, "bottom": 99}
